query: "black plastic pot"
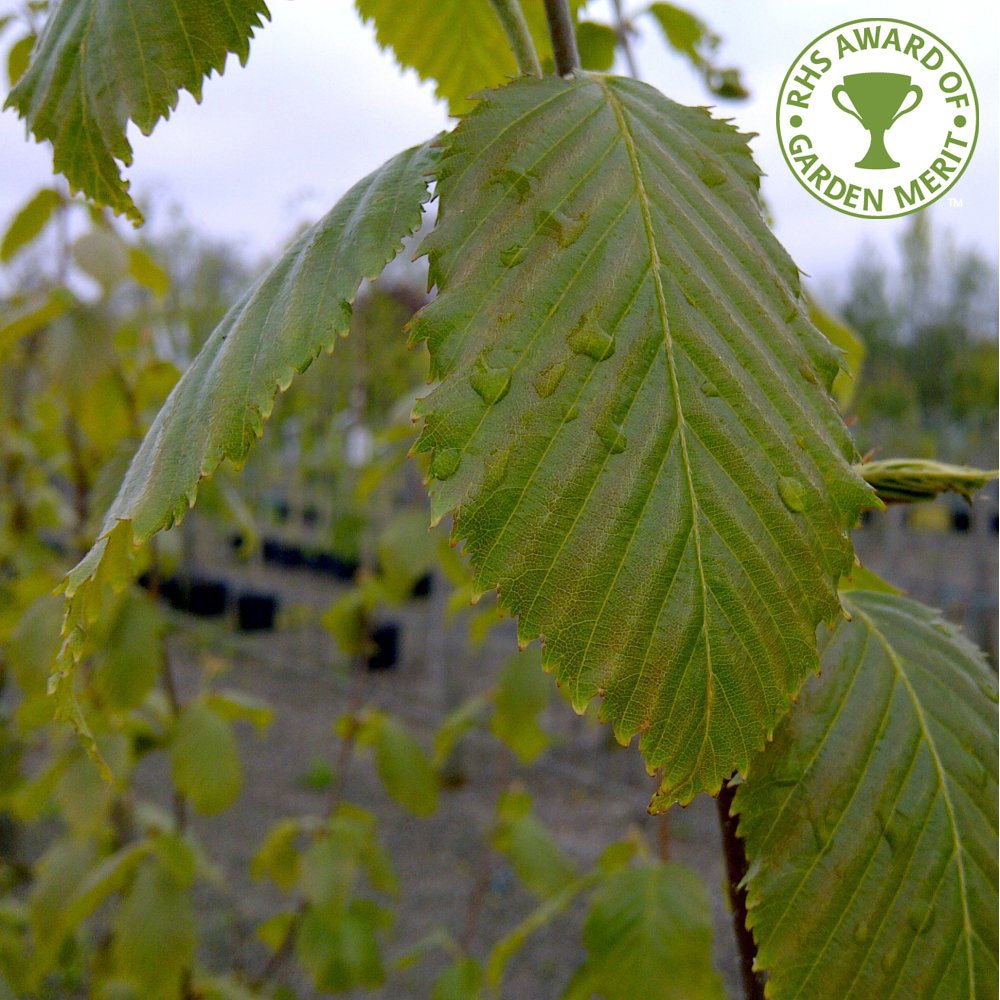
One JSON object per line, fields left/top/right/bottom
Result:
{"left": 308, "top": 551, "right": 359, "bottom": 581}
{"left": 951, "top": 507, "right": 971, "bottom": 534}
{"left": 262, "top": 539, "right": 305, "bottom": 568}
{"left": 366, "top": 623, "right": 400, "bottom": 672}
{"left": 237, "top": 592, "right": 278, "bottom": 631}
{"left": 187, "top": 578, "right": 229, "bottom": 617}
{"left": 160, "top": 576, "right": 186, "bottom": 611}
{"left": 262, "top": 538, "right": 285, "bottom": 565}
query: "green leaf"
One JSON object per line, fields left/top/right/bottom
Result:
{"left": 735, "top": 589, "right": 999, "bottom": 1000}
{"left": 6, "top": 33, "right": 33, "bottom": 87}
{"left": 491, "top": 648, "right": 550, "bottom": 762}
{"left": 0, "top": 187, "right": 61, "bottom": 262}
{"left": 647, "top": 3, "right": 710, "bottom": 63}
{"left": 295, "top": 900, "right": 389, "bottom": 992}
{"left": 205, "top": 688, "right": 274, "bottom": 732}
{"left": 111, "top": 855, "right": 195, "bottom": 1000}
{"left": 57, "top": 141, "right": 437, "bottom": 704}
{"left": 28, "top": 836, "right": 98, "bottom": 979}
{"left": 646, "top": 3, "right": 748, "bottom": 100}
{"left": 252, "top": 819, "right": 303, "bottom": 892}
{"left": 92, "top": 588, "right": 164, "bottom": 710}
{"left": 576, "top": 22, "right": 618, "bottom": 72}
{"left": 433, "top": 693, "right": 491, "bottom": 767}
{"left": 170, "top": 700, "right": 242, "bottom": 815}
{"left": 376, "top": 509, "right": 437, "bottom": 602}
{"left": 492, "top": 787, "right": 575, "bottom": 898}
{"left": 857, "top": 458, "right": 998, "bottom": 505}
{"left": 72, "top": 228, "right": 129, "bottom": 288}
{"left": 127, "top": 246, "right": 170, "bottom": 298}
{"left": 355, "top": 0, "right": 584, "bottom": 115}
{"left": 487, "top": 873, "right": 597, "bottom": 991}
{"left": 410, "top": 74, "right": 871, "bottom": 807}
{"left": 58, "top": 841, "right": 152, "bottom": 940}
{"left": 433, "top": 956, "right": 483, "bottom": 1000}
{"left": 5, "top": 0, "right": 271, "bottom": 222}
{"left": 6, "top": 593, "right": 63, "bottom": 701}
{"left": 371, "top": 713, "right": 439, "bottom": 817}
{"left": 0, "top": 289, "right": 73, "bottom": 361}
{"left": 564, "top": 863, "right": 724, "bottom": 1000}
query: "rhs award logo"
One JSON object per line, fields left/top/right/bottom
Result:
{"left": 777, "top": 18, "right": 978, "bottom": 219}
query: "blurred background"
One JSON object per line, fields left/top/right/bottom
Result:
{"left": 0, "top": 1, "right": 996, "bottom": 998}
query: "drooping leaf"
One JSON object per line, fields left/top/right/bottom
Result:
{"left": 410, "top": 74, "right": 871, "bottom": 807}
{"left": 355, "top": 0, "right": 584, "bottom": 115}
{"left": 0, "top": 187, "right": 61, "bottom": 262}
{"left": 735, "top": 588, "right": 999, "bottom": 1000}
{"left": 5, "top": 0, "right": 271, "bottom": 222}
{"left": 563, "top": 863, "right": 725, "bottom": 1000}
{"left": 56, "top": 142, "right": 437, "bottom": 709}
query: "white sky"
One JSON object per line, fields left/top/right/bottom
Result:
{"left": 2, "top": 0, "right": 997, "bottom": 292}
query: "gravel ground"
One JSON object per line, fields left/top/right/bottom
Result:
{"left": 128, "top": 498, "right": 996, "bottom": 999}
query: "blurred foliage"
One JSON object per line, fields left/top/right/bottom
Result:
{"left": 0, "top": 173, "right": 720, "bottom": 996}
{"left": 839, "top": 214, "right": 998, "bottom": 461}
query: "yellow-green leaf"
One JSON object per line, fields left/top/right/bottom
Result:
{"left": 0, "top": 187, "right": 61, "bottom": 262}
{"left": 170, "top": 701, "right": 242, "bottom": 815}
{"left": 355, "top": 0, "right": 584, "bottom": 115}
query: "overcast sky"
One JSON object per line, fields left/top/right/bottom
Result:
{"left": 2, "top": 0, "right": 997, "bottom": 295}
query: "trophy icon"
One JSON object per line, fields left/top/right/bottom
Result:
{"left": 832, "top": 73, "right": 922, "bottom": 169}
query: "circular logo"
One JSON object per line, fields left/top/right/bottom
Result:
{"left": 776, "top": 18, "right": 978, "bottom": 219}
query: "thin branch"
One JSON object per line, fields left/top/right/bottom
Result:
{"left": 542, "top": 0, "right": 579, "bottom": 76}
{"left": 161, "top": 647, "right": 189, "bottom": 833}
{"left": 488, "top": 0, "right": 542, "bottom": 78}
{"left": 717, "top": 781, "right": 766, "bottom": 1000}
{"left": 610, "top": 0, "right": 640, "bottom": 78}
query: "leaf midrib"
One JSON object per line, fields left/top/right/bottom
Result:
{"left": 596, "top": 74, "right": 714, "bottom": 788}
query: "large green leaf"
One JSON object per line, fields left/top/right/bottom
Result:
{"left": 5, "top": 0, "right": 270, "bottom": 222}
{"left": 57, "top": 142, "right": 436, "bottom": 702}
{"left": 355, "top": 0, "right": 583, "bottom": 115}
{"left": 735, "top": 589, "right": 998, "bottom": 1000}
{"left": 409, "top": 74, "right": 871, "bottom": 807}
